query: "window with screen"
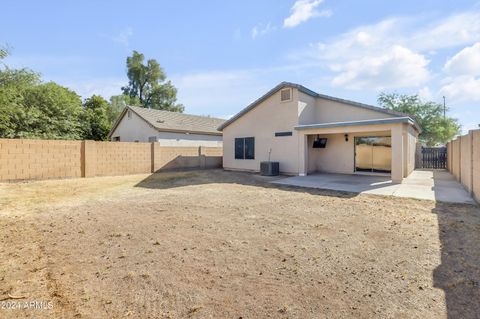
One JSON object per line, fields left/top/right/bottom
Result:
{"left": 234, "top": 137, "right": 255, "bottom": 160}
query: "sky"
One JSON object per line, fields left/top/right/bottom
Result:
{"left": 2, "top": 0, "right": 480, "bottom": 133}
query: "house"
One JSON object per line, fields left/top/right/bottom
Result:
{"left": 218, "top": 82, "right": 420, "bottom": 183}
{"left": 108, "top": 106, "right": 225, "bottom": 147}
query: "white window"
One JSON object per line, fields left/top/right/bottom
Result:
{"left": 280, "top": 88, "right": 292, "bottom": 102}
{"left": 127, "top": 110, "right": 132, "bottom": 118}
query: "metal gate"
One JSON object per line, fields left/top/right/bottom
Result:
{"left": 421, "top": 147, "right": 447, "bottom": 169}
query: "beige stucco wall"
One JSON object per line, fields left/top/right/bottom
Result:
{"left": 222, "top": 88, "right": 301, "bottom": 174}
{"left": 405, "top": 124, "right": 418, "bottom": 176}
{"left": 110, "top": 110, "right": 158, "bottom": 142}
{"left": 110, "top": 110, "right": 222, "bottom": 146}
{"left": 308, "top": 96, "right": 398, "bottom": 124}
{"left": 156, "top": 132, "right": 222, "bottom": 147}
{"left": 222, "top": 86, "right": 417, "bottom": 181}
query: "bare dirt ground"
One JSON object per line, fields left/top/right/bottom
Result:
{"left": 0, "top": 169, "right": 479, "bottom": 319}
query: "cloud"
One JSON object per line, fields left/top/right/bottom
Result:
{"left": 283, "top": 0, "right": 332, "bottom": 28}
{"left": 444, "top": 42, "right": 480, "bottom": 76}
{"left": 251, "top": 23, "right": 276, "bottom": 39}
{"left": 417, "top": 86, "right": 434, "bottom": 101}
{"left": 56, "top": 77, "right": 126, "bottom": 99}
{"left": 331, "top": 45, "right": 429, "bottom": 89}
{"left": 439, "top": 76, "right": 480, "bottom": 103}
{"left": 111, "top": 27, "right": 133, "bottom": 47}
{"left": 290, "top": 10, "right": 480, "bottom": 90}
{"left": 409, "top": 12, "right": 480, "bottom": 52}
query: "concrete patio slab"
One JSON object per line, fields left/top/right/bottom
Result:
{"left": 272, "top": 169, "right": 476, "bottom": 204}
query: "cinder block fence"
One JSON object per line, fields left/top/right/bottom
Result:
{"left": 447, "top": 129, "right": 480, "bottom": 203}
{"left": 0, "top": 139, "right": 222, "bottom": 181}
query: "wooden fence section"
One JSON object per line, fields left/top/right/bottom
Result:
{"left": 0, "top": 138, "right": 223, "bottom": 181}
{"left": 447, "top": 129, "right": 480, "bottom": 203}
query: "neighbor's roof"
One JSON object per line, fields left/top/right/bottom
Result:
{"left": 218, "top": 81, "right": 416, "bottom": 131}
{"left": 108, "top": 106, "right": 226, "bottom": 138}
{"left": 295, "top": 117, "right": 421, "bottom": 132}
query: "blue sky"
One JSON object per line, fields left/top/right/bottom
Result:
{"left": 2, "top": 0, "right": 480, "bottom": 132}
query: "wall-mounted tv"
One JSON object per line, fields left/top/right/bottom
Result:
{"left": 313, "top": 137, "right": 327, "bottom": 148}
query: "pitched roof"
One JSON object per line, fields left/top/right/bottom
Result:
{"left": 109, "top": 106, "right": 226, "bottom": 138}
{"left": 218, "top": 81, "right": 416, "bottom": 131}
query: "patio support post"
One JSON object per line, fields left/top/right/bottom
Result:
{"left": 298, "top": 133, "right": 308, "bottom": 176}
{"left": 391, "top": 124, "right": 404, "bottom": 183}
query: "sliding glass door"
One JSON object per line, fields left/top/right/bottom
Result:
{"left": 355, "top": 137, "right": 392, "bottom": 173}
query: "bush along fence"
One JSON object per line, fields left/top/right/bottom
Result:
{"left": 447, "top": 129, "right": 480, "bottom": 203}
{"left": 0, "top": 138, "right": 222, "bottom": 181}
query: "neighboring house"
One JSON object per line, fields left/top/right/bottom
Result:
{"left": 108, "top": 106, "right": 225, "bottom": 147}
{"left": 218, "top": 82, "right": 421, "bottom": 183}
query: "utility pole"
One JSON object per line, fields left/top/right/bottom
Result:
{"left": 443, "top": 96, "right": 446, "bottom": 119}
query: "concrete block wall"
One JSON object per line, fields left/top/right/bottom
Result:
{"left": 472, "top": 131, "right": 480, "bottom": 203}
{"left": 155, "top": 146, "right": 203, "bottom": 171}
{"left": 0, "top": 138, "right": 223, "bottom": 181}
{"left": 0, "top": 139, "right": 82, "bottom": 180}
{"left": 447, "top": 130, "right": 480, "bottom": 203}
{"left": 94, "top": 141, "right": 151, "bottom": 176}
{"left": 201, "top": 146, "right": 223, "bottom": 169}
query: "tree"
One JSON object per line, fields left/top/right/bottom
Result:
{"left": 81, "top": 95, "right": 112, "bottom": 140}
{"left": 19, "top": 82, "right": 84, "bottom": 139}
{"left": 0, "top": 50, "right": 108, "bottom": 140}
{"left": 378, "top": 92, "right": 461, "bottom": 146}
{"left": 108, "top": 94, "right": 139, "bottom": 123}
{"left": 121, "top": 50, "right": 184, "bottom": 112}
{"left": 0, "top": 67, "right": 41, "bottom": 137}
{"left": 0, "top": 47, "right": 8, "bottom": 60}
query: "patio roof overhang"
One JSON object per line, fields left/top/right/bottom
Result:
{"left": 294, "top": 117, "right": 421, "bottom": 133}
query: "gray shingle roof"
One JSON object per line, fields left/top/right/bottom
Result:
{"left": 111, "top": 106, "right": 225, "bottom": 137}
{"left": 218, "top": 81, "right": 417, "bottom": 131}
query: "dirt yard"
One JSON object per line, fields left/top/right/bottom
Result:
{"left": 0, "top": 170, "right": 479, "bottom": 319}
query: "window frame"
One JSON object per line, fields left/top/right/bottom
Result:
{"left": 234, "top": 137, "right": 255, "bottom": 160}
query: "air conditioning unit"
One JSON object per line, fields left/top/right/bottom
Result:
{"left": 260, "top": 161, "right": 279, "bottom": 176}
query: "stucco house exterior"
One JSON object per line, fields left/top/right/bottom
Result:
{"left": 218, "top": 82, "right": 420, "bottom": 183}
{"left": 108, "top": 106, "right": 225, "bottom": 147}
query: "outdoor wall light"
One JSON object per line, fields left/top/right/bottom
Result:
{"left": 344, "top": 134, "right": 349, "bottom": 142}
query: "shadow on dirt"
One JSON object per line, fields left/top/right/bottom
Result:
{"left": 135, "top": 169, "right": 359, "bottom": 199}
{"left": 137, "top": 169, "right": 480, "bottom": 318}
{"left": 432, "top": 201, "right": 480, "bottom": 319}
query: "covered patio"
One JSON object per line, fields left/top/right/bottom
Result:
{"left": 296, "top": 118, "right": 419, "bottom": 183}
{"left": 272, "top": 169, "right": 475, "bottom": 204}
